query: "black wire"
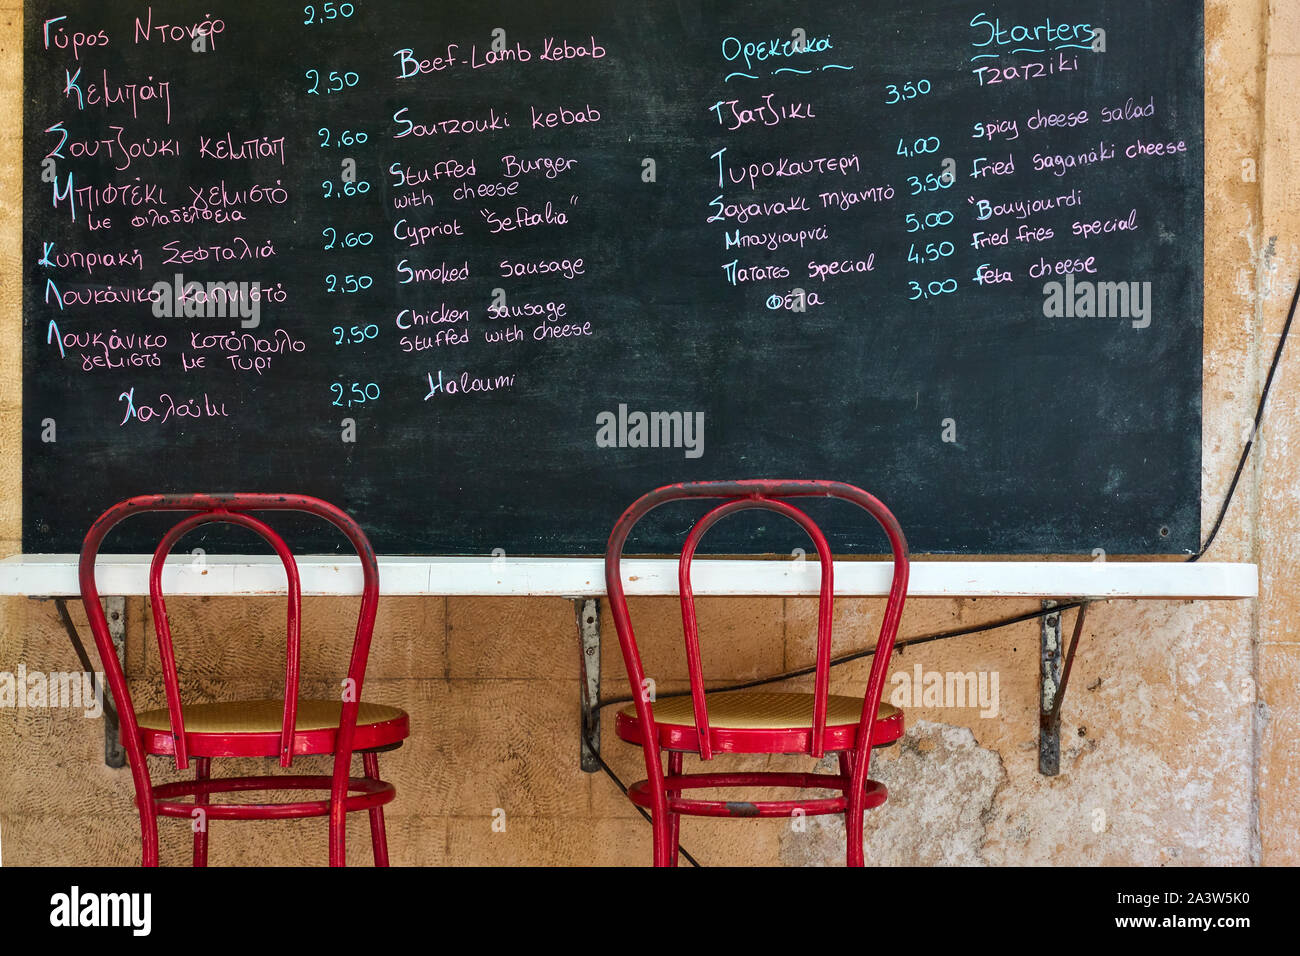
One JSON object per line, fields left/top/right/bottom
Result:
{"left": 597, "top": 600, "right": 1088, "bottom": 709}
{"left": 53, "top": 597, "right": 117, "bottom": 724}
{"left": 582, "top": 728, "right": 701, "bottom": 867}
{"left": 593, "top": 269, "right": 1300, "bottom": 863}
{"left": 592, "top": 599, "right": 1087, "bottom": 867}
{"left": 592, "top": 267, "right": 1299, "bottom": 702}
{"left": 1190, "top": 270, "right": 1300, "bottom": 561}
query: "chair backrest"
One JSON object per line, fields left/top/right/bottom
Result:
{"left": 605, "top": 480, "right": 909, "bottom": 761}
{"left": 78, "top": 494, "right": 380, "bottom": 772}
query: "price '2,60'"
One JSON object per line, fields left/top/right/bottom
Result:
{"left": 321, "top": 179, "right": 370, "bottom": 198}
{"left": 322, "top": 228, "right": 374, "bottom": 250}
{"left": 318, "top": 128, "right": 369, "bottom": 148}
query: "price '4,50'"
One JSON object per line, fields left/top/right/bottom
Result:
{"left": 907, "top": 241, "right": 955, "bottom": 264}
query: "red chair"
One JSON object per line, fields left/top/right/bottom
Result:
{"left": 79, "top": 493, "right": 409, "bottom": 867}
{"left": 606, "top": 480, "right": 910, "bottom": 866}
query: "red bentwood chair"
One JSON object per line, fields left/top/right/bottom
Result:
{"left": 79, "top": 494, "right": 409, "bottom": 867}
{"left": 606, "top": 480, "right": 910, "bottom": 867}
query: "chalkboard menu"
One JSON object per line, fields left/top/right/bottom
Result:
{"left": 23, "top": 0, "right": 1204, "bottom": 555}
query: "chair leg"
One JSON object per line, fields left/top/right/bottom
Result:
{"left": 649, "top": 749, "right": 674, "bottom": 867}
{"left": 328, "top": 750, "right": 351, "bottom": 866}
{"left": 841, "top": 751, "right": 868, "bottom": 866}
{"left": 651, "top": 817, "right": 673, "bottom": 867}
{"left": 125, "top": 752, "right": 160, "bottom": 867}
{"left": 665, "top": 751, "right": 683, "bottom": 867}
{"left": 845, "top": 797, "right": 866, "bottom": 868}
{"left": 192, "top": 757, "right": 210, "bottom": 868}
{"left": 362, "top": 751, "right": 390, "bottom": 867}
{"left": 139, "top": 800, "right": 160, "bottom": 867}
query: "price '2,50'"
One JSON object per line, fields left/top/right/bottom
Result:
{"left": 306, "top": 69, "right": 359, "bottom": 95}
{"left": 333, "top": 324, "right": 379, "bottom": 345}
{"left": 331, "top": 382, "right": 380, "bottom": 407}
{"left": 325, "top": 274, "right": 373, "bottom": 293}
{"left": 304, "top": 3, "right": 356, "bottom": 25}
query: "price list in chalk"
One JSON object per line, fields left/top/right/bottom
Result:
{"left": 23, "top": 0, "right": 1203, "bottom": 556}
{"left": 30, "top": 7, "right": 300, "bottom": 427}
{"left": 700, "top": 14, "right": 1192, "bottom": 320}
{"left": 290, "top": 6, "right": 614, "bottom": 418}
{"left": 26, "top": 2, "right": 616, "bottom": 430}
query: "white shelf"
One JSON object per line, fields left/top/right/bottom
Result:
{"left": 0, "top": 554, "right": 1259, "bottom": 599}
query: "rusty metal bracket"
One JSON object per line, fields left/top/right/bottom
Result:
{"left": 576, "top": 597, "right": 601, "bottom": 772}
{"left": 1039, "top": 600, "right": 1088, "bottom": 775}
{"left": 52, "top": 596, "right": 124, "bottom": 768}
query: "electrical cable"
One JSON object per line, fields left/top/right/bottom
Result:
{"left": 596, "top": 599, "right": 1088, "bottom": 709}
{"left": 580, "top": 728, "right": 701, "bottom": 867}
{"left": 1190, "top": 269, "right": 1299, "bottom": 561}
{"left": 592, "top": 269, "right": 1300, "bottom": 865}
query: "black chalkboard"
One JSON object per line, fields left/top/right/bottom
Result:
{"left": 23, "top": 0, "right": 1204, "bottom": 555}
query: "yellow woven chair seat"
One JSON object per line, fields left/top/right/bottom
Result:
{"left": 137, "top": 698, "right": 405, "bottom": 734}
{"left": 621, "top": 691, "right": 897, "bottom": 729}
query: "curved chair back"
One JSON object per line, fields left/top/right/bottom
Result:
{"left": 78, "top": 494, "right": 380, "bottom": 785}
{"left": 605, "top": 480, "right": 910, "bottom": 762}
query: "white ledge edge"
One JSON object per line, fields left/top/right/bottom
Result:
{"left": 0, "top": 555, "right": 1259, "bottom": 599}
